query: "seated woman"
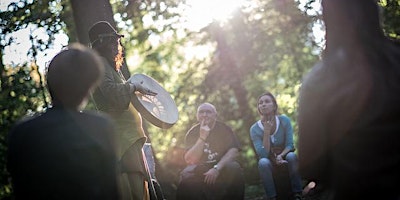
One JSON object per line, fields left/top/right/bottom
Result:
{"left": 249, "top": 91, "right": 303, "bottom": 200}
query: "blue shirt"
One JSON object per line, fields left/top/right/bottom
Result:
{"left": 250, "top": 114, "right": 295, "bottom": 159}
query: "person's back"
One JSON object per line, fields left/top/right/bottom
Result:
{"left": 7, "top": 44, "right": 120, "bottom": 199}
{"left": 298, "top": 0, "right": 400, "bottom": 199}
{"left": 8, "top": 109, "right": 118, "bottom": 199}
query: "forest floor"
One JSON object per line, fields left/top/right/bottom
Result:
{"left": 244, "top": 183, "right": 330, "bottom": 200}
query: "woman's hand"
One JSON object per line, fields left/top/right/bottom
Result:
{"left": 130, "top": 81, "right": 157, "bottom": 96}
{"left": 262, "top": 114, "right": 274, "bottom": 133}
{"left": 275, "top": 154, "right": 288, "bottom": 165}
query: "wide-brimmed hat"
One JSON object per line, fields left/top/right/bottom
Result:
{"left": 88, "top": 21, "right": 124, "bottom": 45}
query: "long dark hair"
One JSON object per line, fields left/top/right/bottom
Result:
{"left": 91, "top": 37, "right": 124, "bottom": 71}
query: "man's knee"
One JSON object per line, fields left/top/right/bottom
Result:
{"left": 219, "top": 161, "right": 244, "bottom": 189}
{"left": 223, "top": 161, "right": 242, "bottom": 173}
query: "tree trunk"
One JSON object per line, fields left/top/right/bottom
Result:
{"left": 69, "top": 0, "right": 116, "bottom": 46}
{"left": 210, "top": 24, "right": 254, "bottom": 129}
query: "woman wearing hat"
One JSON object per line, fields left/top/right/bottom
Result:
{"left": 89, "top": 21, "right": 156, "bottom": 200}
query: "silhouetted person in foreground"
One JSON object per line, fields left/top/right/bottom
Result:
{"left": 298, "top": 0, "right": 400, "bottom": 199}
{"left": 7, "top": 44, "right": 120, "bottom": 199}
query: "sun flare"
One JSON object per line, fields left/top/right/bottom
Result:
{"left": 183, "top": 0, "right": 245, "bottom": 31}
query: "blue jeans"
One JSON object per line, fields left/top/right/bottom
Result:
{"left": 258, "top": 152, "right": 303, "bottom": 198}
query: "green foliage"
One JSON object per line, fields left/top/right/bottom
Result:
{"left": 1, "top": 0, "right": 399, "bottom": 199}
{"left": 0, "top": 0, "right": 71, "bottom": 49}
{"left": 380, "top": 0, "right": 400, "bottom": 39}
{"left": 0, "top": 63, "right": 48, "bottom": 199}
{"left": 107, "top": 0, "right": 321, "bottom": 188}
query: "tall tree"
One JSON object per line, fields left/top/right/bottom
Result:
{"left": 2, "top": 0, "right": 399, "bottom": 199}
{"left": 69, "top": 0, "right": 115, "bottom": 45}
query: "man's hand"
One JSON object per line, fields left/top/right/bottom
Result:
{"left": 199, "top": 119, "right": 210, "bottom": 139}
{"left": 203, "top": 168, "right": 219, "bottom": 185}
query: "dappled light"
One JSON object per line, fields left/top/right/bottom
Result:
{"left": 1, "top": 0, "right": 399, "bottom": 199}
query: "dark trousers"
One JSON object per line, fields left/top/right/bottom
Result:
{"left": 176, "top": 161, "right": 245, "bottom": 200}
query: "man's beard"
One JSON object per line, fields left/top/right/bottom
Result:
{"left": 114, "top": 44, "right": 124, "bottom": 71}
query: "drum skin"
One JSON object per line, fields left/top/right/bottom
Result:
{"left": 128, "top": 74, "right": 179, "bottom": 129}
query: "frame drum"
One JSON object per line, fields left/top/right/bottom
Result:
{"left": 128, "top": 74, "right": 178, "bottom": 129}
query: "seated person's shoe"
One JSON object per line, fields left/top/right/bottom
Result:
{"left": 263, "top": 195, "right": 277, "bottom": 200}
{"left": 293, "top": 193, "right": 304, "bottom": 200}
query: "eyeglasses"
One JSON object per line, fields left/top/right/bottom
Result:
{"left": 91, "top": 33, "right": 124, "bottom": 46}
{"left": 198, "top": 109, "right": 214, "bottom": 115}
{"left": 98, "top": 33, "right": 124, "bottom": 39}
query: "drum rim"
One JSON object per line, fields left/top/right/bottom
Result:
{"left": 130, "top": 74, "right": 179, "bottom": 129}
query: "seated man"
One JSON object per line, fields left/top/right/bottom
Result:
{"left": 176, "top": 103, "right": 245, "bottom": 200}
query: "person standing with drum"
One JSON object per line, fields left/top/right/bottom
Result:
{"left": 88, "top": 21, "right": 157, "bottom": 200}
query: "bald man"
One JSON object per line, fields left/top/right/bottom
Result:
{"left": 176, "top": 103, "right": 245, "bottom": 200}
